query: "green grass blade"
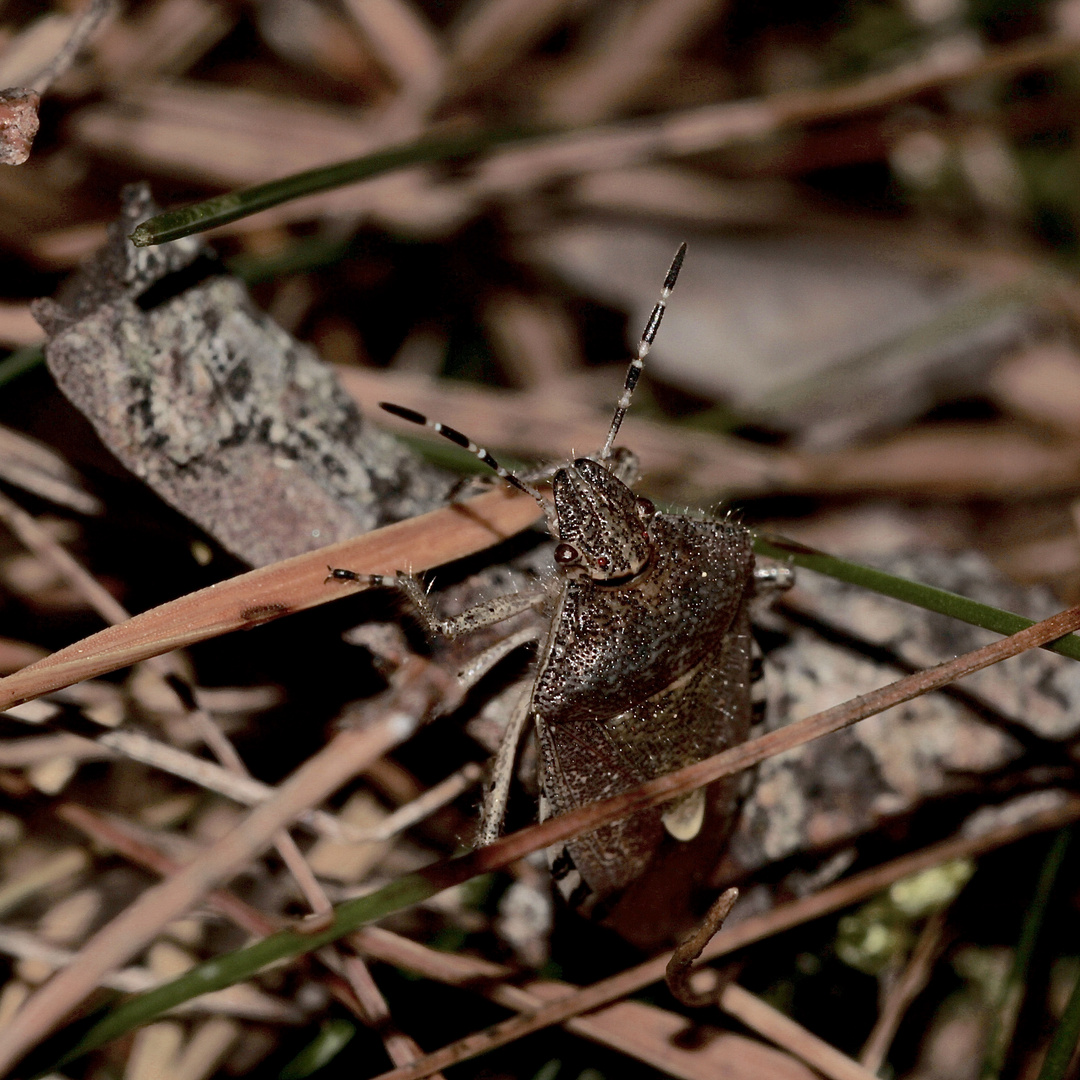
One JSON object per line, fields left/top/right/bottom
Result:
{"left": 752, "top": 534, "right": 1080, "bottom": 662}
{"left": 981, "top": 829, "right": 1072, "bottom": 1079}
{"left": 279, "top": 1020, "right": 357, "bottom": 1079}
{"left": 1037, "top": 953, "right": 1080, "bottom": 1080}
{"left": 0, "top": 345, "right": 44, "bottom": 388}
{"left": 225, "top": 233, "right": 353, "bottom": 286}
{"left": 129, "top": 128, "right": 538, "bottom": 246}
{"left": 45, "top": 870, "right": 440, "bottom": 1073}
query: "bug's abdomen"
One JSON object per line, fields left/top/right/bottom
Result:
{"left": 539, "top": 600, "right": 754, "bottom": 907}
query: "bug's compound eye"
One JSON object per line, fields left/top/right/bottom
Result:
{"left": 554, "top": 543, "right": 579, "bottom": 564}
{"left": 636, "top": 497, "right": 655, "bottom": 518}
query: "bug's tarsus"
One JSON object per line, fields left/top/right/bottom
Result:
{"left": 325, "top": 566, "right": 394, "bottom": 587}
{"left": 600, "top": 241, "right": 686, "bottom": 461}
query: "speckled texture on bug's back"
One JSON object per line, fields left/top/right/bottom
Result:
{"left": 534, "top": 514, "right": 756, "bottom": 906}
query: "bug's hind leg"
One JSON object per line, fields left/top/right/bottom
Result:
{"left": 455, "top": 624, "right": 541, "bottom": 692}
{"left": 476, "top": 681, "right": 533, "bottom": 846}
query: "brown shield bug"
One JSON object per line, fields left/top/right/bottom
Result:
{"left": 331, "top": 245, "right": 763, "bottom": 938}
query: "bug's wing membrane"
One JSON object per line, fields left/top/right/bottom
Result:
{"left": 540, "top": 601, "right": 753, "bottom": 907}
{"left": 603, "top": 606, "right": 756, "bottom": 942}
{"left": 539, "top": 710, "right": 662, "bottom": 905}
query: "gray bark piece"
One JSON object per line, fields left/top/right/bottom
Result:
{"left": 31, "top": 184, "right": 447, "bottom": 567}
{"left": 785, "top": 550, "right": 1080, "bottom": 742}
{"left": 726, "top": 633, "right": 1022, "bottom": 873}
{"left": 721, "top": 549, "right": 1079, "bottom": 880}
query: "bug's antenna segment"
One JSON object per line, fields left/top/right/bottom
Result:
{"left": 379, "top": 403, "right": 558, "bottom": 531}
{"left": 600, "top": 242, "right": 686, "bottom": 461}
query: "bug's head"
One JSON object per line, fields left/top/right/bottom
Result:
{"left": 551, "top": 458, "right": 656, "bottom": 581}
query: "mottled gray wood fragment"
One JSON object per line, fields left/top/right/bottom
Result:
{"left": 721, "top": 549, "right": 1080, "bottom": 882}
{"left": 32, "top": 184, "right": 447, "bottom": 566}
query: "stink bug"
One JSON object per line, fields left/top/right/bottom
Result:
{"left": 331, "top": 245, "right": 762, "bottom": 940}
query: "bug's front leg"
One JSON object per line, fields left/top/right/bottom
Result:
{"left": 327, "top": 568, "right": 547, "bottom": 640}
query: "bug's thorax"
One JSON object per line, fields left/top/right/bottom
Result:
{"left": 550, "top": 456, "right": 656, "bottom": 583}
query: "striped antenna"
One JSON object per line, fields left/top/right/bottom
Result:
{"left": 599, "top": 242, "right": 686, "bottom": 461}
{"left": 380, "top": 403, "right": 557, "bottom": 530}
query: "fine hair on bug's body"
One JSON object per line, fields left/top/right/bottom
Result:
{"left": 331, "top": 245, "right": 760, "bottom": 945}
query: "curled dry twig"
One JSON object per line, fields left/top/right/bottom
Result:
{"left": 664, "top": 887, "right": 739, "bottom": 1008}
{"left": 0, "top": 0, "right": 113, "bottom": 165}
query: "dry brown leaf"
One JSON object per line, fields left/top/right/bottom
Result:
{"left": 803, "top": 424, "right": 1080, "bottom": 496}
{"left": 528, "top": 990, "right": 819, "bottom": 1080}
